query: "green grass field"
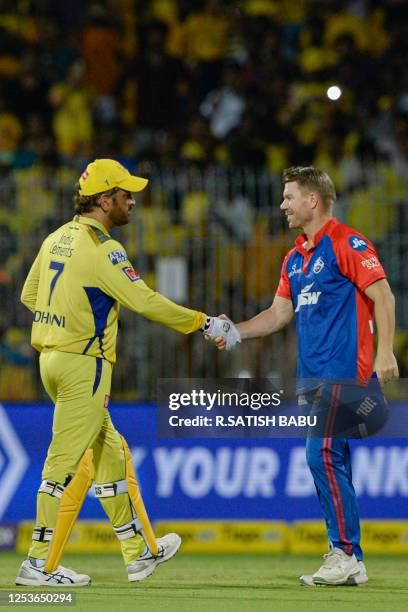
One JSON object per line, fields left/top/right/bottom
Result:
{"left": 1, "top": 553, "right": 408, "bottom": 612}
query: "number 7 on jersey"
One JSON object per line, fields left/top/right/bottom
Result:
{"left": 48, "top": 261, "right": 65, "bottom": 305}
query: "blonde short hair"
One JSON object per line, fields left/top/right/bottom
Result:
{"left": 282, "top": 166, "right": 336, "bottom": 210}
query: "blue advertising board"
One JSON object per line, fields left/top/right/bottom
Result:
{"left": 0, "top": 403, "right": 407, "bottom": 522}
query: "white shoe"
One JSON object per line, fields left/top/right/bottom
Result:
{"left": 300, "top": 562, "right": 368, "bottom": 586}
{"left": 16, "top": 558, "right": 91, "bottom": 587}
{"left": 127, "top": 533, "right": 181, "bottom": 582}
{"left": 347, "top": 561, "right": 368, "bottom": 585}
{"left": 299, "top": 548, "right": 362, "bottom": 586}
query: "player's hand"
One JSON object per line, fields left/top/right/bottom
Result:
{"left": 202, "top": 315, "right": 241, "bottom": 350}
{"left": 374, "top": 351, "right": 399, "bottom": 385}
{"left": 213, "top": 314, "right": 233, "bottom": 350}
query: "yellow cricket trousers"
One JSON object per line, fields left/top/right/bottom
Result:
{"left": 28, "top": 350, "right": 144, "bottom": 564}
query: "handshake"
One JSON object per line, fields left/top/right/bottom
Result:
{"left": 202, "top": 315, "right": 241, "bottom": 351}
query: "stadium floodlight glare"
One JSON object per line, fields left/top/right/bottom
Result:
{"left": 327, "top": 85, "right": 342, "bottom": 100}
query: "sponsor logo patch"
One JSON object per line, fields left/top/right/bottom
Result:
{"left": 122, "top": 266, "right": 140, "bottom": 282}
{"left": 349, "top": 235, "right": 368, "bottom": 251}
{"left": 288, "top": 264, "right": 302, "bottom": 278}
{"left": 361, "top": 256, "right": 380, "bottom": 270}
{"left": 312, "top": 257, "right": 324, "bottom": 274}
{"left": 108, "top": 249, "right": 128, "bottom": 265}
{"left": 295, "top": 282, "right": 322, "bottom": 312}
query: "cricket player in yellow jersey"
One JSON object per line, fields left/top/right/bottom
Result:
{"left": 16, "top": 159, "right": 241, "bottom": 587}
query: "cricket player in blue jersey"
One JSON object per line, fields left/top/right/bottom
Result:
{"left": 216, "top": 166, "right": 398, "bottom": 586}
{"left": 17, "top": 159, "right": 240, "bottom": 587}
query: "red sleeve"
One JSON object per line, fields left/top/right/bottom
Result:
{"left": 275, "top": 253, "right": 292, "bottom": 300}
{"left": 333, "top": 229, "right": 386, "bottom": 292}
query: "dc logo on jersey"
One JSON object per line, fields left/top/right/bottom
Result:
{"left": 122, "top": 266, "right": 140, "bottom": 282}
{"left": 312, "top": 257, "right": 324, "bottom": 274}
{"left": 349, "top": 236, "right": 368, "bottom": 251}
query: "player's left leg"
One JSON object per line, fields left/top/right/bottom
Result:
{"left": 92, "top": 415, "right": 181, "bottom": 581}
{"left": 16, "top": 352, "right": 111, "bottom": 587}
{"left": 308, "top": 436, "right": 361, "bottom": 554}
{"left": 299, "top": 385, "right": 366, "bottom": 586}
{"left": 299, "top": 436, "right": 366, "bottom": 586}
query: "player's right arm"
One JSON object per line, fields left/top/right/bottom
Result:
{"left": 237, "top": 296, "right": 293, "bottom": 339}
{"left": 20, "top": 249, "right": 42, "bottom": 313}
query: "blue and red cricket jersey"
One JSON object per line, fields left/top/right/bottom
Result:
{"left": 277, "top": 218, "right": 387, "bottom": 560}
{"left": 276, "top": 218, "right": 386, "bottom": 389}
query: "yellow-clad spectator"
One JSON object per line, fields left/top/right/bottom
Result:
{"left": 379, "top": 161, "right": 407, "bottom": 202}
{"left": 298, "top": 16, "right": 337, "bottom": 74}
{"left": 244, "top": 0, "right": 306, "bottom": 23}
{"left": 0, "top": 110, "right": 22, "bottom": 156}
{"left": 0, "top": 13, "right": 35, "bottom": 81}
{"left": 244, "top": 225, "right": 292, "bottom": 305}
{"left": 180, "top": 116, "right": 214, "bottom": 164}
{"left": 148, "top": 0, "right": 179, "bottom": 26}
{"left": 123, "top": 184, "right": 175, "bottom": 258}
{"left": 0, "top": 326, "right": 36, "bottom": 401}
{"left": 266, "top": 143, "right": 289, "bottom": 174}
{"left": 13, "top": 159, "right": 76, "bottom": 251}
{"left": 313, "top": 130, "right": 361, "bottom": 193}
{"left": 182, "top": 190, "right": 210, "bottom": 236}
{"left": 347, "top": 184, "right": 396, "bottom": 242}
{"left": 0, "top": 11, "right": 38, "bottom": 44}
{"left": 49, "top": 60, "right": 94, "bottom": 157}
{"left": 176, "top": 0, "right": 231, "bottom": 96}
{"left": 180, "top": 1, "right": 230, "bottom": 64}
{"left": 325, "top": 8, "right": 389, "bottom": 55}
{"left": 120, "top": 179, "right": 178, "bottom": 288}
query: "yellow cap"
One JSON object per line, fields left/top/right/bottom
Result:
{"left": 78, "top": 159, "right": 148, "bottom": 196}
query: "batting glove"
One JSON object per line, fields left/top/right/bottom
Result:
{"left": 202, "top": 317, "right": 241, "bottom": 350}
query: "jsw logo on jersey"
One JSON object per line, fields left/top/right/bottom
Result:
{"left": 295, "top": 282, "right": 322, "bottom": 312}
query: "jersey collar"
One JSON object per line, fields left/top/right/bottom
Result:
{"left": 73, "top": 215, "right": 111, "bottom": 237}
{"left": 295, "top": 218, "right": 339, "bottom": 254}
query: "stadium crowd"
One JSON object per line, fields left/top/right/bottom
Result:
{"left": 1, "top": 0, "right": 408, "bottom": 399}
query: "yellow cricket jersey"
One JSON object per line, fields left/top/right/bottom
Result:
{"left": 21, "top": 216, "right": 206, "bottom": 363}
